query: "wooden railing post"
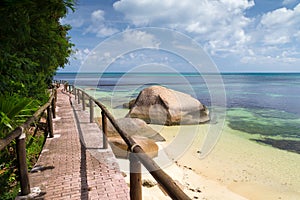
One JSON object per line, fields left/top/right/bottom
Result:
{"left": 101, "top": 111, "right": 108, "bottom": 149}
{"left": 51, "top": 90, "right": 56, "bottom": 119}
{"left": 130, "top": 153, "right": 142, "bottom": 200}
{"left": 74, "top": 88, "right": 77, "bottom": 100}
{"left": 54, "top": 87, "right": 57, "bottom": 102}
{"left": 16, "top": 128, "right": 30, "bottom": 196}
{"left": 82, "top": 92, "right": 85, "bottom": 111}
{"left": 77, "top": 90, "right": 81, "bottom": 104}
{"left": 89, "top": 98, "right": 94, "bottom": 123}
{"left": 75, "top": 88, "right": 191, "bottom": 200}
{"left": 68, "top": 85, "right": 71, "bottom": 93}
{"left": 64, "top": 82, "right": 68, "bottom": 92}
{"left": 47, "top": 106, "right": 54, "bottom": 138}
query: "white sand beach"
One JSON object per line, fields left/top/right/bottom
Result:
{"left": 87, "top": 91, "right": 300, "bottom": 200}
{"left": 104, "top": 105, "right": 300, "bottom": 199}
{"left": 93, "top": 97, "right": 300, "bottom": 199}
{"left": 121, "top": 122, "right": 300, "bottom": 200}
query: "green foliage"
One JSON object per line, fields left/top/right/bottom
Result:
{"left": 26, "top": 134, "right": 45, "bottom": 169}
{"left": 0, "top": 96, "right": 44, "bottom": 199}
{"left": 0, "top": 131, "right": 45, "bottom": 199}
{"left": 0, "top": 143, "right": 19, "bottom": 199}
{"left": 0, "top": 94, "right": 41, "bottom": 198}
{"left": 0, "top": 95, "right": 38, "bottom": 137}
{"left": 0, "top": 186, "right": 19, "bottom": 200}
{"left": 0, "top": 0, "right": 75, "bottom": 99}
{"left": 0, "top": 1, "right": 75, "bottom": 197}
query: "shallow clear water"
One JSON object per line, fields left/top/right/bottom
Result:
{"left": 54, "top": 72, "right": 300, "bottom": 153}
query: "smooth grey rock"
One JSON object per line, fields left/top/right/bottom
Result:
{"left": 126, "top": 86, "right": 210, "bottom": 125}
{"left": 99, "top": 117, "right": 165, "bottom": 142}
{"left": 108, "top": 135, "right": 158, "bottom": 159}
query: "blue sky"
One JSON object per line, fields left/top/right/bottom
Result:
{"left": 60, "top": 0, "right": 300, "bottom": 72}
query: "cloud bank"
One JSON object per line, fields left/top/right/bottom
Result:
{"left": 112, "top": 0, "right": 300, "bottom": 70}
{"left": 61, "top": 0, "right": 300, "bottom": 72}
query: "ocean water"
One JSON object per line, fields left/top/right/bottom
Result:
{"left": 54, "top": 72, "right": 300, "bottom": 153}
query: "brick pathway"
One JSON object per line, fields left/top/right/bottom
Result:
{"left": 29, "top": 88, "right": 129, "bottom": 199}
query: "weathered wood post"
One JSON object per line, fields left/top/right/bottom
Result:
{"left": 101, "top": 111, "right": 108, "bottom": 149}
{"left": 77, "top": 90, "right": 81, "bottom": 104}
{"left": 54, "top": 87, "right": 57, "bottom": 102}
{"left": 16, "top": 128, "right": 30, "bottom": 196}
{"left": 47, "top": 106, "right": 54, "bottom": 138}
{"left": 68, "top": 85, "right": 72, "bottom": 93}
{"left": 51, "top": 99, "right": 56, "bottom": 119}
{"left": 130, "top": 153, "right": 142, "bottom": 200}
{"left": 74, "top": 88, "right": 77, "bottom": 100}
{"left": 51, "top": 90, "right": 56, "bottom": 119}
{"left": 64, "top": 82, "right": 68, "bottom": 92}
{"left": 82, "top": 92, "right": 86, "bottom": 111}
{"left": 89, "top": 98, "right": 94, "bottom": 123}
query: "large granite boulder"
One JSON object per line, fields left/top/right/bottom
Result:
{"left": 123, "top": 99, "right": 136, "bottom": 109}
{"left": 108, "top": 136, "right": 158, "bottom": 159}
{"left": 126, "top": 86, "right": 210, "bottom": 125}
{"left": 97, "top": 117, "right": 165, "bottom": 142}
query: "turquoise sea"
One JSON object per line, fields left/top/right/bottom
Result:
{"left": 54, "top": 72, "right": 300, "bottom": 154}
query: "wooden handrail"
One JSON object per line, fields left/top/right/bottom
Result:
{"left": 0, "top": 88, "right": 57, "bottom": 196}
{"left": 0, "top": 91, "right": 55, "bottom": 150}
{"left": 74, "top": 86, "right": 191, "bottom": 200}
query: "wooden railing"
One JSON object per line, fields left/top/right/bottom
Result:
{"left": 0, "top": 88, "right": 57, "bottom": 196}
{"left": 68, "top": 85, "right": 191, "bottom": 200}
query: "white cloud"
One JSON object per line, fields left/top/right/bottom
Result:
{"left": 258, "top": 4, "right": 300, "bottom": 45}
{"left": 114, "top": 0, "right": 254, "bottom": 55}
{"left": 76, "top": 29, "right": 162, "bottom": 72}
{"left": 122, "top": 29, "right": 161, "bottom": 48}
{"left": 112, "top": 0, "right": 300, "bottom": 70}
{"left": 241, "top": 52, "right": 300, "bottom": 66}
{"left": 71, "top": 48, "right": 91, "bottom": 66}
{"left": 260, "top": 7, "right": 295, "bottom": 27}
{"left": 83, "top": 48, "right": 90, "bottom": 55}
{"left": 84, "top": 9, "right": 119, "bottom": 37}
{"left": 236, "top": 3, "right": 300, "bottom": 68}
{"left": 60, "top": 17, "right": 84, "bottom": 28}
{"left": 95, "top": 27, "right": 119, "bottom": 37}
{"left": 294, "top": 30, "right": 300, "bottom": 40}
{"left": 103, "top": 52, "right": 111, "bottom": 58}
{"left": 91, "top": 10, "right": 105, "bottom": 22}
{"left": 113, "top": 0, "right": 254, "bottom": 27}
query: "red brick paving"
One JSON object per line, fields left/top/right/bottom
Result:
{"left": 29, "top": 88, "right": 129, "bottom": 199}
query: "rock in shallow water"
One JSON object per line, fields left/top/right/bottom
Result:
{"left": 108, "top": 135, "right": 158, "bottom": 159}
{"left": 126, "top": 86, "right": 210, "bottom": 125}
{"left": 97, "top": 117, "right": 165, "bottom": 142}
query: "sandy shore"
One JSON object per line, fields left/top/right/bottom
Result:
{"left": 99, "top": 105, "right": 300, "bottom": 199}
{"left": 120, "top": 122, "right": 300, "bottom": 199}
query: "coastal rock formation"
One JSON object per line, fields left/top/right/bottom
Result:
{"left": 108, "top": 136, "right": 158, "bottom": 159}
{"left": 123, "top": 99, "right": 136, "bottom": 109}
{"left": 126, "top": 86, "right": 210, "bottom": 125}
{"left": 98, "top": 117, "right": 165, "bottom": 142}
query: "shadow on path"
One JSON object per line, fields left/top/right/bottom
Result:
{"left": 71, "top": 103, "right": 89, "bottom": 200}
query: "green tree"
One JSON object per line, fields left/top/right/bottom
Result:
{"left": 0, "top": 1, "right": 75, "bottom": 198}
{"left": 0, "top": 0, "right": 75, "bottom": 99}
